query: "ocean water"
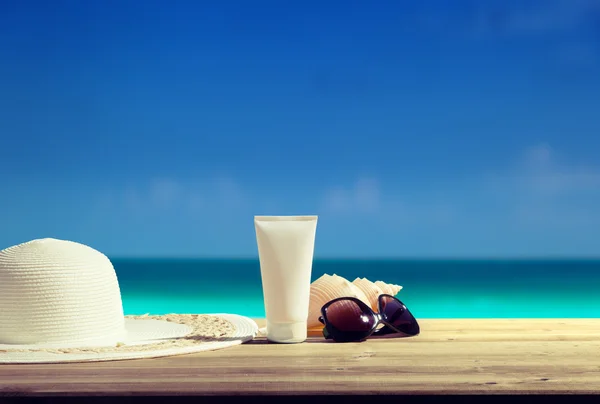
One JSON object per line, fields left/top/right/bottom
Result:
{"left": 113, "top": 259, "right": 600, "bottom": 319}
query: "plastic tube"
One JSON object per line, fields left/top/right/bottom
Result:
{"left": 254, "top": 215, "right": 318, "bottom": 343}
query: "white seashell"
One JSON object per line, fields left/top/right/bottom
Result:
{"left": 307, "top": 274, "right": 370, "bottom": 328}
{"left": 352, "top": 277, "right": 384, "bottom": 311}
{"left": 374, "top": 280, "right": 403, "bottom": 296}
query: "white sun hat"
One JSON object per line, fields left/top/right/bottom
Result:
{"left": 0, "top": 238, "right": 258, "bottom": 363}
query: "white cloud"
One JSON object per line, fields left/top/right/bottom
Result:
{"left": 321, "top": 177, "right": 381, "bottom": 215}
{"left": 483, "top": 143, "right": 600, "bottom": 196}
{"left": 85, "top": 143, "right": 599, "bottom": 255}
{"left": 149, "top": 178, "right": 182, "bottom": 208}
{"left": 523, "top": 142, "right": 553, "bottom": 168}
{"left": 93, "top": 177, "right": 248, "bottom": 219}
{"left": 477, "top": 1, "right": 600, "bottom": 69}
{"left": 322, "top": 144, "right": 600, "bottom": 239}
{"left": 406, "top": 0, "right": 599, "bottom": 39}
{"left": 403, "top": 1, "right": 600, "bottom": 70}
{"left": 517, "top": 143, "right": 600, "bottom": 195}
{"left": 213, "top": 177, "right": 245, "bottom": 209}
{"left": 474, "top": 0, "right": 600, "bottom": 36}
{"left": 354, "top": 178, "right": 381, "bottom": 212}
{"left": 321, "top": 175, "right": 465, "bottom": 229}
{"left": 357, "top": 143, "right": 600, "bottom": 257}
{"left": 472, "top": 142, "right": 600, "bottom": 236}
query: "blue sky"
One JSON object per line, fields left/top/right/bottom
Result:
{"left": 0, "top": 0, "right": 599, "bottom": 258}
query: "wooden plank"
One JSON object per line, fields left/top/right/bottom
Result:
{"left": 1, "top": 319, "right": 600, "bottom": 395}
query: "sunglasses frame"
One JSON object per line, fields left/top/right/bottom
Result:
{"left": 318, "top": 294, "right": 419, "bottom": 342}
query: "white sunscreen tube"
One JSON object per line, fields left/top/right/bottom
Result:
{"left": 254, "top": 215, "right": 318, "bottom": 343}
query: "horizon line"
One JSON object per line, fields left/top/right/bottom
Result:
{"left": 107, "top": 255, "right": 600, "bottom": 261}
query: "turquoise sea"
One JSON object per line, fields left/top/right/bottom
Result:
{"left": 114, "top": 259, "right": 600, "bottom": 318}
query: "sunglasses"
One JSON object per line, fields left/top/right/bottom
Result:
{"left": 318, "top": 294, "right": 420, "bottom": 342}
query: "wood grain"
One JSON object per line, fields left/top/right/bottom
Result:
{"left": 1, "top": 319, "right": 600, "bottom": 395}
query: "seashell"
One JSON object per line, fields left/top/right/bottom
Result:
{"left": 352, "top": 277, "right": 384, "bottom": 311}
{"left": 307, "top": 274, "right": 370, "bottom": 328}
{"left": 374, "top": 280, "right": 403, "bottom": 296}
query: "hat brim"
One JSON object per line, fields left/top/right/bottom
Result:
{"left": 121, "top": 317, "right": 195, "bottom": 345}
{"left": 0, "top": 313, "right": 258, "bottom": 364}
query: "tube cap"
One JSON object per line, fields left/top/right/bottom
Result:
{"left": 266, "top": 321, "right": 307, "bottom": 344}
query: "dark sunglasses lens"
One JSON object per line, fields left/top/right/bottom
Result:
{"left": 325, "top": 299, "right": 376, "bottom": 333}
{"left": 380, "top": 295, "right": 420, "bottom": 336}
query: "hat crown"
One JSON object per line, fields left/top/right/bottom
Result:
{"left": 0, "top": 238, "right": 125, "bottom": 345}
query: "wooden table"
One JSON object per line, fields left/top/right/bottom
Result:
{"left": 1, "top": 319, "right": 600, "bottom": 396}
